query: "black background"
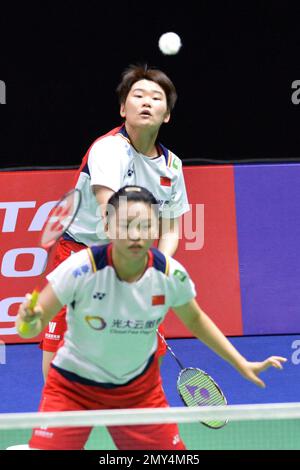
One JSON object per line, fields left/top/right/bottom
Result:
{"left": 0, "top": 0, "right": 300, "bottom": 168}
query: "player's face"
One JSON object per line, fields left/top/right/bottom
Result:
{"left": 120, "top": 79, "right": 170, "bottom": 130}
{"left": 107, "top": 200, "right": 159, "bottom": 259}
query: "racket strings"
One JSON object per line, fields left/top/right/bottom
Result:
{"left": 41, "top": 189, "right": 81, "bottom": 247}
{"left": 177, "top": 368, "right": 227, "bottom": 429}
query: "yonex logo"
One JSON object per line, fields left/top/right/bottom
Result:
{"left": 127, "top": 168, "right": 134, "bottom": 177}
{"left": 186, "top": 384, "right": 210, "bottom": 404}
{"left": 48, "top": 322, "right": 56, "bottom": 333}
{"left": 93, "top": 292, "right": 106, "bottom": 300}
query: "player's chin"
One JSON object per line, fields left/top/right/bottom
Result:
{"left": 127, "top": 246, "right": 146, "bottom": 257}
{"left": 136, "top": 118, "right": 160, "bottom": 129}
{"left": 135, "top": 120, "right": 153, "bottom": 129}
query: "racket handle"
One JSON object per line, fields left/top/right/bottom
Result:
{"left": 29, "top": 290, "right": 39, "bottom": 310}
{"left": 18, "top": 314, "right": 40, "bottom": 336}
{"left": 17, "top": 291, "right": 40, "bottom": 337}
{"left": 18, "top": 321, "right": 34, "bottom": 336}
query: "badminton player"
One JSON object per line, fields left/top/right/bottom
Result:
{"left": 16, "top": 186, "right": 287, "bottom": 450}
{"left": 41, "top": 64, "right": 189, "bottom": 379}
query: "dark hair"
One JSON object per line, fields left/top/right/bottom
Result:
{"left": 116, "top": 64, "right": 177, "bottom": 112}
{"left": 107, "top": 186, "right": 159, "bottom": 221}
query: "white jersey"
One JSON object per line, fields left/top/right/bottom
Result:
{"left": 67, "top": 125, "right": 189, "bottom": 246}
{"left": 47, "top": 244, "right": 196, "bottom": 385}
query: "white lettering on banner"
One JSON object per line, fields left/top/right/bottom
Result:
{"left": 0, "top": 297, "right": 25, "bottom": 335}
{"left": 28, "top": 201, "right": 58, "bottom": 231}
{"left": 0, "top": 200, "right": 59, "bottom": 233}
{"left": 0, "top": 201, "right": 36, "bottom": 232}
{"left": 0, "top": 341, "right": 6, "bottom": 364}
{"left": 1, "top": 248, "right": 47, "bottom": 277}
{"left": 291, "top": 339, "right": 300, "bottom": 365}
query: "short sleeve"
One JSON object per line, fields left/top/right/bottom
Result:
{"left": 46, "top": 250, "right": 91, "bottom": 307}
{"left": 161, "top": 159, "right": 190, "bottom": 219}
{"left": 168, "top": 258, "right": 197, "bottom": 307}
{"left": 88, "top": 137, "right": 123, "bottom": 192}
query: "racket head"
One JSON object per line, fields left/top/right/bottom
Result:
{"left": 177, "top": 367, "right": 228, "bottom": 429}
{"left": 41, "top": 188, "right": 81, "bottom": 248}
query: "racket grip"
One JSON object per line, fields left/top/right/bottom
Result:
{"left": 18, "top": 315, "right": 40, "bottom": 336}
{"left": 18, "top": 321, "right": 34, "bottom": 336}
{"left": 29, "top": 290, "right": 39, "bottom": 310}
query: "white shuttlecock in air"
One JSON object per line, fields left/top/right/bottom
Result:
{"left": 158, "top": 32, "right": 182, "bottom": 55}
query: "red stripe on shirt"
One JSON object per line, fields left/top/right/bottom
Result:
{"left": 73, "top": 125, "right": 123, "bottom": 186}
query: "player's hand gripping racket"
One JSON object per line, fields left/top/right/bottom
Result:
{"left": 28, "top": 188, "right": 82, "bottom": 310}
{"left": 157, "top": 331, "right": 228, "bottom": 429}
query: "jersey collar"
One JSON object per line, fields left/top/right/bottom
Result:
{"left": 107, "top": 243, "right": 153, "bottom": 280}
{"left": 117, "top": 124, "right": 169, "bottom": 166}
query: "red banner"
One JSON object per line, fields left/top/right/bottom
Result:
{"left": 0, "top": 167, "right": 243, "bottom": 343}
{"left": 164, "top": 166, "right": 242, "bottom": 337}
{"left": 0, "top": 170, "right": 74, "bottom": 343}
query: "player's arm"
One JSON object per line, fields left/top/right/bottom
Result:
{"left": 158, "top": 216, "right": 180, "bottom": 256}
{"left": 16, "top": 283, "right": 62, "bottom": 339}
{"left": 173, "top": 299, "right": 287, "bottom": 387}
{"left": 92, "top": 185, "right": 114, "bottom": 219}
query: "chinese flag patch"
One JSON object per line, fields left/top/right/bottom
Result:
{"left": 160, "top": 176, "right": 171, "bottom": 187}
{"left": 152, "top": 295, "right": 165, "bottom": 306}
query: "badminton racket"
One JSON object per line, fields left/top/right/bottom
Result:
{"left": 157, "top": 330, "right": 228, "bottom": 429}
{"left": 23, "top": 188, "right": 81, "bottom": 315}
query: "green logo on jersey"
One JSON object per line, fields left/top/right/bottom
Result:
{"left": 174, "top": 269, "right": 187, "bottom": 282}
{"left": 172, "top": 157, "right": 179, "bottom": 170}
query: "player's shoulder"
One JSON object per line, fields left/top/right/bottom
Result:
{"left": 89, "top": 125, "right": 128, "bottom": 155}
{"left": 150, "top": 248, "right": 189, "bottom": 280}
{"left": 65, "top": 248, "right": 94, "bottom": 276}
{"left": 87, "top": 244, "right": 111, "bottom": 272}
{"left": 159, "top": 143, "right": 183, "bottom": 173}
{"left": 59, "top": 245, "right": 109, "bottom": 279}
{"left": 150, "top": 247, "right": 170, "bottom": 276}
{"left": 49, "top": 248, "right": 93, "bottom": 283}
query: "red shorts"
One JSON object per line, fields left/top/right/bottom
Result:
{"left": 40, "top": 239, "right": 167, "bottom": 357}
{"left": 29, "top": 356, "right": 185, "bottom": 450}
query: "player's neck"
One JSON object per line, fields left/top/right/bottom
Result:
{"left": 125, "top": 124, "right": 159, "bottom": 158}
{"left": 111, "top": 247, "right": 148, "bottom": 283}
